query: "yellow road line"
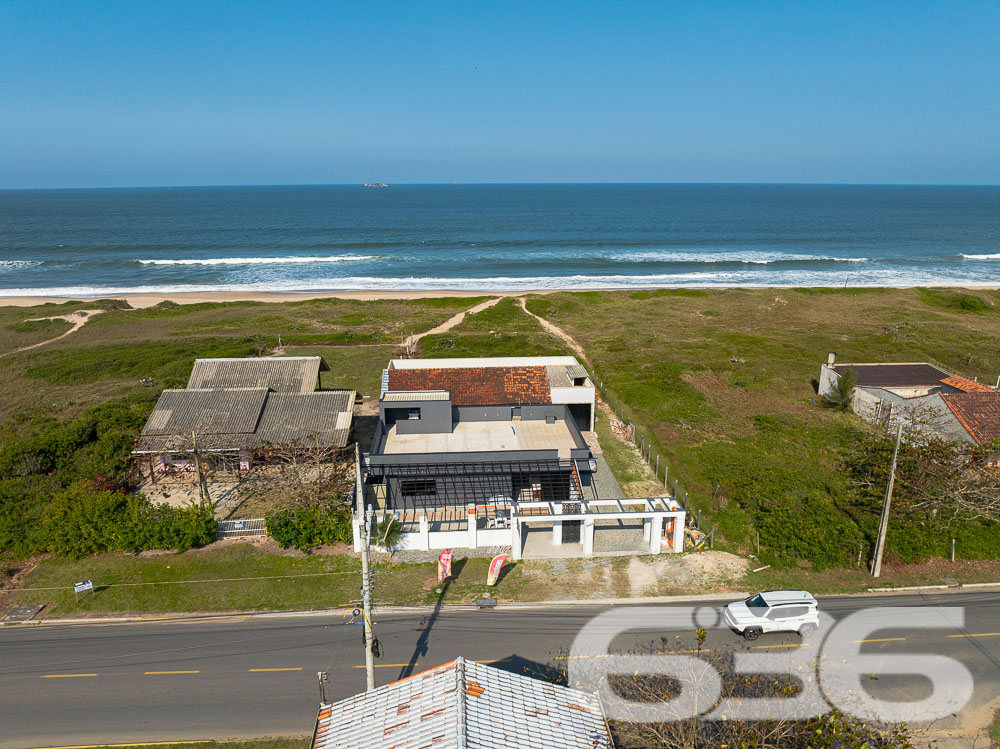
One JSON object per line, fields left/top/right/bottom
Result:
{"left": 42, "top": 673, "right": 98, "bottom": 678}
{"left": 249, "top": 667, "right": 303, "bottom": 672}
{"left": 948, "top": 632, "right": 1000, "bottom": 638}
{"left": 853, "top": 637, "right": 907, "bottom": 643}
{"left": 31, "top": 742, "right": 211, "bottom": 749}
{"left": 144, "top": 670, "right": 200, "bottom": 675}
{"left": 353, "top": 658, "right": 507, "bottom": 670}
{"left": 752, "top": 643, "right": 802, "bottom": 649}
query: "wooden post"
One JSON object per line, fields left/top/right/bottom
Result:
{"left": 951, "top": 538, "right": 956, "bottom": 563}
{"left": 756, "top": 531, "right": 760, "bottom": 556}
{"left": 655, "top": 454, "right": 659, "bottom": 476}
{"left": 872, "top": 423, "right": 903, "bottom": 578}
{"left": 697, "top": 508, "right": 702, "bottom": 530}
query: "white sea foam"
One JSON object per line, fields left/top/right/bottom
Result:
{"left": 2, "top": 267, "right": 996, "bottom": 297}
{"left": 137, "top": 255, "right": 377, "bottom": 266}
{"left": 619, "top": 251, "right": 870, "bottom": 264}
{"left": 0, "top": 260, "right": 40, "bottom": 270}
{"left": 960, "top": 253, "right": 1000, "bottom": 260}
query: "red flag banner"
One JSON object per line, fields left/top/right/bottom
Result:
{"left": 486, "top": 554, "right": 508, "bottom": 587}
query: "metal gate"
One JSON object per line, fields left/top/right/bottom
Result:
{"left": 216, "top": 517, "right": 267, "bottom": 539}
{"left": 562, "top": 502, "right": 582, "bottom": 543}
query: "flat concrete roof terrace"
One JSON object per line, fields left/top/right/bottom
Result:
{"left": 382, "top": 419, "right": 579, "bottom": 458}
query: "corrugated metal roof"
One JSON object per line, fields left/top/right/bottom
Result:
{"left": 141, "top": 388, "right": 268, "bottom": 437}
{"left": 256, "top": 391, "right": 355, "bottom": 447}
{"left": 134, "top": 389, "right": 354, "bottom": 453}
{"left": 312, "top": 657, "right": 613, "bottom": 749}
{"left": 381, "top": 390, "right": 451, "bottom": 402}
{"left": 187, "top": 357, "right": 327, "bottom": 393}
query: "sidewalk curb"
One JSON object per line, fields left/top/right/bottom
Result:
{"left": 6, "top": 582, "right": 1000, "bottom": 627}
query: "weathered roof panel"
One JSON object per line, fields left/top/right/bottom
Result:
{"left": 187, "top": 357, "right": 327, "bottom": 393}
{"left": 134, "top": 389, "right": 354, "bottom": 453}
{"left": 141, "top": 388, "right": 268, "bottom": 437}
{"left": 311, "top": 657, "right": 613, "bottom": 749}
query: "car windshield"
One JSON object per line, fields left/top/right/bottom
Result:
{"left": 745, "top": 594, "right": 769, "bottom": 616}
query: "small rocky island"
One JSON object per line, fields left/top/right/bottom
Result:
{"left": 363, "top": 182, "right": 388, "bottom": 188}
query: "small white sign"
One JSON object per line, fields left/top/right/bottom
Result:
{"left": 74, "top": 579, "right": 94, "bottom": 594}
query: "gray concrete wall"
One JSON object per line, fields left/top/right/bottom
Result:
{"left": 383, "top": 398, "right": 453, "bottom": 435}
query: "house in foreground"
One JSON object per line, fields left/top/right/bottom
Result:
{"left": 311, "top": 657, "right": 614, "bottom": 749}
{"left": 132, "top": 356, "right": 354, "bottom": 476}
{"left": 818, "top": 353, "right": 999, "bottom": 444}
{"left": 358, "top": 356, "right": 685, "bottom": 559}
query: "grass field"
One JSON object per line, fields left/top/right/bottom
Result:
{"left": 3, "top": 288, "right": 1000, "bottom": 615}
{"left": 0, "top": 296, "right": 484, "bottom": 429}
{"left": 525, "top": 287, "right": 1000, "bottom": 567}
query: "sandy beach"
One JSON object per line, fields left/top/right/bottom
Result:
{"left": 0, "top": 285, "right": 997, "bottom": 309}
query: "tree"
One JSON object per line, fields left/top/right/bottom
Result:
{"left": 830, "top": 367, "right": 857, "bottom": 409}
{"left": 845, "top": 420, "right": 1000, "bottom": 526}
{"left": 242, "top": 435, "right": 353, "bottom": 510}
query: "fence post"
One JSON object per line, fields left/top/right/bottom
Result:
{"left": 951, "top": 538, "right": 956, "bottom": 562}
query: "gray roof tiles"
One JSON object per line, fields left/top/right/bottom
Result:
{"left": 134, "top": 356, "right": 353, "bottom": 454}
{"left": 187, "top": 356, "right": 328, "bottom": 393}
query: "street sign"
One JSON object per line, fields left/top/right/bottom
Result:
{"left": 73, "top": 579, "right": 94, "bottom": 601}
{"left": 486, "top": 554, "right": 508, "bottom": 587}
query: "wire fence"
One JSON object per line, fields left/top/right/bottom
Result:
{"left": 588, "top": 370, "right": 697, "bottom": 526}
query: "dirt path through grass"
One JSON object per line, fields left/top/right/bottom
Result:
{"left": 404, "top": 296, "right": 502, "bottom": 349}
{"left": 517, "top": 296, "right": 589, "bottom": 361}
{"left": 1, "top": 309, "right": 105, "bottom": 357}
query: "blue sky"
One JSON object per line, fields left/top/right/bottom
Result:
{"left": 1, "top": 1, "right": 998, "bottom": 187}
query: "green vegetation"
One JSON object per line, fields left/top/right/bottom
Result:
{"left": 0, "top": 296, "right": 490, "bottom": 567}
{"left": 8, "top": 543, "right": 561, "bottom": 614}
{"left": 528, "top": 287, "right": 1000, "bottom": 568}
{"left": 420, "top": 297, "right": 570, "bottom": 358}
{"left": 266, "top": 505, "right": 354, "bottom": 552}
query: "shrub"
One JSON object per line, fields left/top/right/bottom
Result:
{"left": 266, "top": 504, "right": 354, "bottom": 552}
{"left": 37, "top": 484, "right": 215, "bottom": 559}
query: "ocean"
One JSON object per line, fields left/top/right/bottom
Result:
{"left": 1, "top": 184, "right": 998, "bottom": 296}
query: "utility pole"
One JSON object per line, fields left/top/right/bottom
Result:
{"left": 355, "top": 445, "right": 376, "bottom": 690}
{"left": 871, "top": 422, "right": 903, "bottom": 578}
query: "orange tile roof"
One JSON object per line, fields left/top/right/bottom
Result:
{"left": 941, "top": 392, "right": 1000, "bottom": 445}
{"left": 386, "top": 366, "right": 551, "bottom": 406}
{"left": 940, "top": 374, "right": 996, "bottom": 393}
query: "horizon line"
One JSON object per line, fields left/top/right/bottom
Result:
{"left": 3, "top": 180, "right": 1000, "bottom": 192}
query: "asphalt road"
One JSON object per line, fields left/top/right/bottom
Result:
{"left": 1, "top": 590, "right": 998, "bottom": 748}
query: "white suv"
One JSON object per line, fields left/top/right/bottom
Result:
{"left": 722, "top": 590, "right": 819, "bottom": 641}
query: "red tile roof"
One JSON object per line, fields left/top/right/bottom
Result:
{"left": 940, "top": 374, "right": 996, "bottom": 393}
{"left": 941, "top": 392, "right": 1000, "bottom": 445}
{"left": 386, "top": 366, "right": 551, "bottom": 406}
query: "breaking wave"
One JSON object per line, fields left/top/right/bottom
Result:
{"left": 617, "top": 251, "right": 869, "bottom": 264}
{"left": 137, "top": 255, "right": 377, "bottom": 266}
{"left": 961, "top": 253, "right": 1000, "bottom": 260}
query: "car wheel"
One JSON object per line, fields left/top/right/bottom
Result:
{"left": 743, "top": 627, "right": 762, "bottom": 641}
{"left": 799, "top": 623, "right": 817, "bottom": 638}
